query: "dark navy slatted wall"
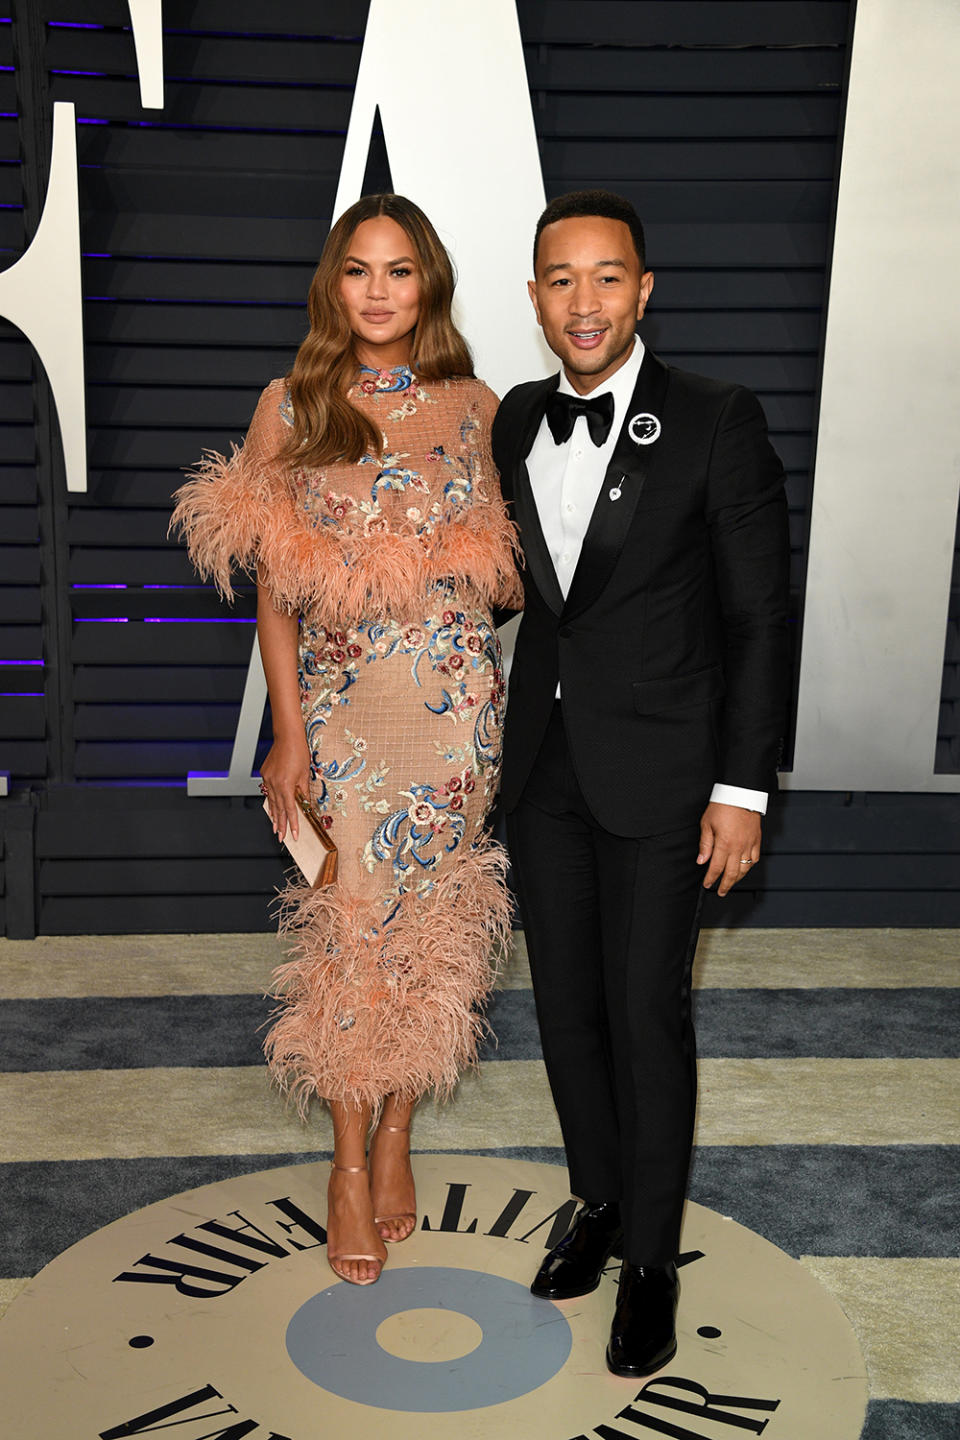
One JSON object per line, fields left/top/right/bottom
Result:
{"left": 0, "top": 0, "right": 957, "bottom": 935}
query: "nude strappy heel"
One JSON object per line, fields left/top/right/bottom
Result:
{"left": 371, "top": 1124, "right": 417, "bottom": 1243}
{"left": 327, "top": 1163, "right": 385, "bottom": 1285}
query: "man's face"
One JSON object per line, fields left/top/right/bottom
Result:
{"left": 528, "top": 215, "right": 654, "bottom": 394}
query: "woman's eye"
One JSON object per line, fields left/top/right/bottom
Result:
{"left": 391, "top": 267, "right": 412, "bottom": 278}
{"left": 345, "top": 266, "right": 365, "bottom": 278}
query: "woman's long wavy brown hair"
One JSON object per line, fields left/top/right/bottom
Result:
{"left": 280, "top": 194, "right": 474, "bottom": 469}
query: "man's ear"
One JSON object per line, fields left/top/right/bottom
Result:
{"left": 636, "top": 270, "right": 654, "bottom": 322}
{"left": 527, "top": 278, "right": 542, "bottom": 326}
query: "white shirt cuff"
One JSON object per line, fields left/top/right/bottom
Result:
{"left": 710, "top": 782, "right": 768, "bottom": 815}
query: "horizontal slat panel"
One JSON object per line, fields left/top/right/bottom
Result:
{"left": 69, "top": 548, "right": 199, "bottom": 584}
{"left": 70, "top": 588, "right": 253, "bottom": 620}
{"left": 0, "top": 427, "right": 38, "bottom": 466}
{"left": 0, "top": 549, "right": 40, "bottom": 583}
{"left": 36, "top": 894, "right": 273, "bottom": 934}
{"left": 73, "top": 739, "right": 265, "bottom": 777}
{"left": 0, "top": 696, "right": 44, "bottom": 735}
{"left": 73, "top": 664, "right": 247, "bottom": 703}
{"left": 0, "top": 467, "right": 39, "bottom": 504}
{"left": 516, "top": 1, "right": 850, "bottom": 46}
{"left": 0, "top": 587, "right": 41, "bottom": 623}
{"left": 84, "top": 385, "right": 260, "bottom": 428}
{"left": 73, "top": 703, "right": 257, "bottom": 740}
{"left": 525, "top": 46, "right": 846, "bottom": 93}
{"left": 64, "top": 0, "right": 369, "bottom": 28}
{"left": 47, "top": 32, "right": 364, "bottom": 86}
{"left": 0, "top": 740, "right": 46, "bottom": 773}
{"left": 81, "top": 301, "right": 306, "bottom": 346}
{"left": 0, "top": 664, "right": 45, "bottom": 691}
{"left": 53, "top": 74, "right": 353, "bottom": 130}
{"left": 78, "top": 127, "right": 347, "bottom": 175}
{"left": 35, "top": 802, "right": 276, "bottom": 858}
{"left": 0, "top": 625, "right": 42, "bottom": 659}
{"left": 70, "top": 621, "right": 255, "bottom": 663}
{"left": 84, "top": 345, "right": 288, "bottom": 386}
{"left": 38, "top": 857, "right": 280, "bottom": 896}
{"left": 540, "top": 139, "right": 839, "bottom": 182}
{"left": 536, "top": 93, "right": 843, "bottom": 140}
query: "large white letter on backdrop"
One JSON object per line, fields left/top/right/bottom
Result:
{"left": 782, "top": 0, "right": 960, "bottom": 793}
{"left": 127, "top": 0, "right": 165, "bottom": 110}
{"left": 0, "top": 101, "right": 86, "bottom": 493}
{"left": 189, "top": 0, "right": 547, "bottom": 795}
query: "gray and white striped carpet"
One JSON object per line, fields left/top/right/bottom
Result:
{"left": 0, "top": 928, "right": 957, "bottom": 1438}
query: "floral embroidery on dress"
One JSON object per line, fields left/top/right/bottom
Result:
{"left": 174, "top": 370, "right": 517, "bottom": 1112}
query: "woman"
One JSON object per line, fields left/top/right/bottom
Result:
{"left": 172, "top": 194, "right": 520, "bottom": 1286}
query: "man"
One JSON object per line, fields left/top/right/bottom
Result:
{"left": 492, "top": 191, "right": 790, "bottom": 1377}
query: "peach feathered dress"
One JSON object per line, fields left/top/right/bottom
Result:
{"left": 172, "top": 366, "right": 521, "bottom": 1113}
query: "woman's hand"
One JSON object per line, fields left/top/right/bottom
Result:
{"left": 260, "top": 731, "right": 312, "bottom": 842}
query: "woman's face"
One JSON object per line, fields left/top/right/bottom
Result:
{"left": 339, "top": 215, "right": 421, "bottom": 368}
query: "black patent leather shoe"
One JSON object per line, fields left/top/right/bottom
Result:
{"left": 606, "top": 1261, "right": 679, "bottom": 1378}
{"left": 530, "top": 1201, "right": 623, "bottom": 1300}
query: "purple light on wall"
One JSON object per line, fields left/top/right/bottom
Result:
{"left": 0, "top": 659, "right": 43, "bottom": 667}
{"left": 75, "top": 617, "right": 129, "bottom": 623}
{"left": 83, "top": 253, "right": 112, "bottom": 259}
{"left": 73, "top": 583, "right": 128, "bottom": 590}
{"left": 48, "top": 21, "right": 106, "bottom": 27}
{"left": 0, "top": 692, "right": 44, "bottom": 698}
{"left": 77, "top": 118, "right": 109, "bottom": 126}
{"left": 50, "top": 69, "right": 109, "bottom": 78}
{"left": 143, "top": 584, "right": 202, "bottom": 590}
{"left": 143, "top": 617, "right": 256, "bottom": 624}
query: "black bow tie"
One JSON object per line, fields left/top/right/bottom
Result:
{"left": 545, "top": 389, "right": 615, "bottom": 447}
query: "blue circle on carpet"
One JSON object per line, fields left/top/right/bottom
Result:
{"left": 285, "top": 1266, "right": 572, "bottom": 1412}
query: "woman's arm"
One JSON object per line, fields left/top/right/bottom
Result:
{"left": 257, "top": 575, "right": 311, "bottom": 842}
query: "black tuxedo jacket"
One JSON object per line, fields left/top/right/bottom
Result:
{"left": 492, "top": 348, "right": 791, "bottom": 837}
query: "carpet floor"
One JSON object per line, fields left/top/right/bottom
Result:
{"left": 0, "top": 927, "right": 956, "bottom": 1438}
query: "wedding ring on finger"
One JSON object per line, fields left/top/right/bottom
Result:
{"left": 740, "top": 859, "right": 753, "bottom": 866}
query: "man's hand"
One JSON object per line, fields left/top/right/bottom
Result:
{"left": 697, "top": 802, "right": 761, "bottom": 896}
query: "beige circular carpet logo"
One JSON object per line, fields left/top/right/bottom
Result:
{"left": 0, "top": 1156, "right": 867, "bottom": 1438}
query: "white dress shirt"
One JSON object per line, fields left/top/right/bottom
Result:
{"left": 526, "top": 339, "right": 767, "bottom": 815}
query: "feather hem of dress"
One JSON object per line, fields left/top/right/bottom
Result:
{"left": 263, "top": 839, "right": 511, "bottom": 1114}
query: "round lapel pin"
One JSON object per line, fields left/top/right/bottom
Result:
{"left": 609, "top": 487, "right": 622, "bottom": 501}
{"left": 628, "top": 412, "right": 661, "bottom": 445}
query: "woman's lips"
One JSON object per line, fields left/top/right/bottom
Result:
{"left": 362, "top": 311, "right": 394, "bottom": 323}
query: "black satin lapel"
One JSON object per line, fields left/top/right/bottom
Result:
{"left": 562, "top": 352, "right": 670, "bottom": 622}
{"left": 511, "top": 377, "right": 565, "bottom": 616}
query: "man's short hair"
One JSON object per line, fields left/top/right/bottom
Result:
{"left": 533, "top": 189, "right": 646, "bottom": 273}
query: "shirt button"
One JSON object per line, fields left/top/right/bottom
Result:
{"left": 564, "top": 502, "right": 575, "bottom": 513}
{"left": 574, "top": 449, "right": 583, "bottom": 459}
{"left": 561, "top": 553, "right": 571, "bottom": 564}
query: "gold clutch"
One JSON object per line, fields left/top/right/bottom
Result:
{"left": 263, "top": 792, "right": 338, "bottom": 888}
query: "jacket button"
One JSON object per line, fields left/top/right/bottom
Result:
{"left": 559, "top": 626, "right": 572, "bottom": 639}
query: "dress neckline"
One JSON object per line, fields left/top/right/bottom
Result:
{"left": 357, "top": 364, "right": 417, "bottom": 395}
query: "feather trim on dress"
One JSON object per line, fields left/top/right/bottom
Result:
{"left": 170, "top": 446, "right": 520, "bottom": 622}
{"left": 264, "top": 838, "right": 511, "bottom": 1114}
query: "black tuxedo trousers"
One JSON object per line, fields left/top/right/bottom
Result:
{"left": 508, "top": 703, "right": 703, "bottom": 1267}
